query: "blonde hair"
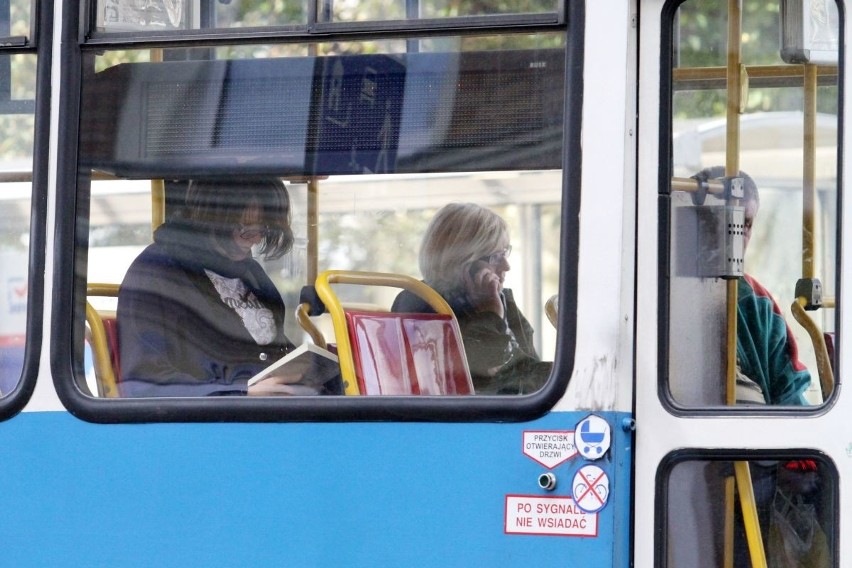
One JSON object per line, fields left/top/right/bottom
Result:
{"left": 419, "top": 203, "right": 509, "bottom": 297}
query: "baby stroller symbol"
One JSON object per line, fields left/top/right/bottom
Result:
{"left": 574, "top": 415, "right": 611, "bottom": 460}
{"left": 579, "top": 420, "right": 605, "bottom": 454}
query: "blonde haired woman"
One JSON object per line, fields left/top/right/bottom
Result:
{"left": 392, "top": 203, "right": 550, "bottom": 394}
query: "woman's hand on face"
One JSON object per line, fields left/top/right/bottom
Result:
{"left": 464, "top": 261, "right": 504, "bottom": 318}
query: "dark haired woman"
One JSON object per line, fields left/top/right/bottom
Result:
{"left": 117, "top": 177, "right": 333, "bottom": 397}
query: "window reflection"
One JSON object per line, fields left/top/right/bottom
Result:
{"left": 78, "top": 37, "right": 563, "bottom": 397}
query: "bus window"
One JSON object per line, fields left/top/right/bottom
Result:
{"left": 661, "top": 455, "right": 837, "bottom": 567}
{"left": 75, "top": 34, "right": 564, "bottom": 399}
{"left": 0, "top": 48, "right": 37, "bottom": 399}
{"left": 664, "top": 0, "right": 839, "bottom": 408}
{"left": 92, "top": 0, "right": 561, "bottom": 32}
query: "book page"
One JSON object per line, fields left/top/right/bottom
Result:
{"left": 248, "top": 344, "right": 340, "bottom": 388}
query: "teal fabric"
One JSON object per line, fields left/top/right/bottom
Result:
{"left": 736, "top": 275, "right": 810, "bottom": 405}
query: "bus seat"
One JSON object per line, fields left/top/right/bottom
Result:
{"left": 345, "top": 311, "right": 473, "bottom": 395}
{"left": 545, "top": 294, "right": 559, "bottom": 328}
{"left": 314, "top": 270, "right": 473, "bottom": 396}
{"left": 85, "top": 283, "right": 121, "bottom": 397}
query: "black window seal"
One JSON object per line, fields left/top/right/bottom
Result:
{"left": 51, "top": 0, "right": 583, "bottom": 423}
{"left": 0, "top": 0, "right": 52, "bottom": 420}
{"left": 0, "top": 0, "right": 38, "bottom": 115}
{"left": 0, "top": 0, "right": 36, "bottom": 50}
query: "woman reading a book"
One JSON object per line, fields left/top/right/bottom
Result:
{"left": 117, "top": 177, "right": 340, "bottom": 397}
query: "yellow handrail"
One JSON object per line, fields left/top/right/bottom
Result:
{"left": 86, "top": 283, "right": 120, "bottom": 398}
{"left": 670, "top": 176, "right": 727, "bottom": 196}
{"left": 85, "top": 302, "right": 117, "bottom": 398}
{"left": 296, "top": 302, "right": 327, "bottom": 349}
{"left": 735, "top": 461, "right": 768, "bottom": 568}
{"left": 791, "top": 297, "right": 834, "bottom": 401}
{"left": 87, "top": 283, "right": 120, "bottom": 297}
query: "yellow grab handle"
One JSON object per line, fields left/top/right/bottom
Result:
{"left": 791, "top": 297, "right": 834, "bottom": 401}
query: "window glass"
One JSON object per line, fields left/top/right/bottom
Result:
{"left": 93, "top": 0, "right": 559, "bottom": 32}
{"left": 666, "top": 0, "right": 839, "bottom": 408}
{"left": 0, "top": 52, "right": 35, "bottom": 397}
{"left": 7, "top": 0, "right": 30, "bottom": 39}
{"left": 213, "top": 0, "right": 307, "bottom": 28}
{"left": 663, "top": 456, "right": 836, "bottom": 567}
{"left": 77, "top": 34, "right": 563, "bottom": 398}
{"left": 331, "top": 0, "right": 558, "bottom": 22}
{"left": 97, "top": 0, "right": 199, "bottom": 31}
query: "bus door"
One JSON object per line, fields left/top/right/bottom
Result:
{"left": 636, "top": 0, "right": 845, "bottom": 566}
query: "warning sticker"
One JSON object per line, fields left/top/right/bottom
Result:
{"left": 504, "top": 495, "right": 598, "bottom": 537}
{"left": 574, "top": 415, "right": 611, "bottom": 460}
{"left": 572, "top": 465, "right": 610, "bottom": 514}
{"left": 522, "top": 430, "right": 577, "bottom": 468}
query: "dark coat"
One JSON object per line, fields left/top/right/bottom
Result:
{"left": 392, "top": 287, "right": 550, "bottom": 394}
{"left": 116, "top": 220, "right": 294, "bottom": 397}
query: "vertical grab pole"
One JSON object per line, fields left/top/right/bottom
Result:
{"left": 723, "top": 2, "right": 767, "bottom": 567}
{"left": 724, "top": 0, "right": 742, "bottom": 408}
{"left": 803, "top": 64, "right": 817, "bottom": 280}
{"left": 734, "top": 461, "right": 769, "bottom": 568}
{"left": 306, "top": 38, "right": 320, "bottom": 286}
{"left": 150, "top": 49, "right": 165, "bottom": 233}
{"left": 722, "top": 3, "right": 742, "bottom": 563}
{"left": 307, "top": 178, "right": 320, "bottom": 285}
{"left": 798, "top": 64, "right": 836, "bottom": 399}
{"left": 151, "top": 179, "right": 165, "bottom": 231}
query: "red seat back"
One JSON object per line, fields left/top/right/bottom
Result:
{"left": 345, "top": 311, "right": 473, "bottom": 395}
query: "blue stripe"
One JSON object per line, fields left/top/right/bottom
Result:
{"left": 0, "top": 410, "right": 632, "bottom": 567}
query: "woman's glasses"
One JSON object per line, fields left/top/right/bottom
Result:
{"left": 478, "top": 246, "right": 512, "bottom": 265}
{"left": 237, "top": 224, "right": 270, "bottom": 239}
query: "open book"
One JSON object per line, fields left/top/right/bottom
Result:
{"left": 248, "top": 343, "right": 340, "bottom": 388}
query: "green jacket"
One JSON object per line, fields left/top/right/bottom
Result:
{"left": 736, "top": 275, "right": 810, "bottom": 405}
